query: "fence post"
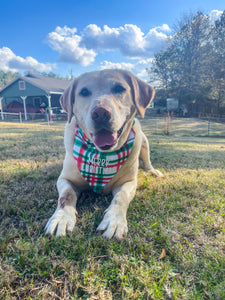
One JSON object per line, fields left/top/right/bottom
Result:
{"left": 164, "top": 113, "right": 171, "bottom": 135}
{"left": 47, "top": 113, "right": 50, "bottom": 125}
{"left": 208, "top": 119, "right": 210, "bottom": 136}
{"left": 0, "top": 97, "right": 4, "bottom": 120}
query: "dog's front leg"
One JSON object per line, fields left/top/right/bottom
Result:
{"left": 97, "top": 180, "right": 137, "bottom": 240}
{"left": 140, "top": 132, "right": 163, "bottom": 177}
{"left": 45, "top": 177, "right": 79, "bottom": 237}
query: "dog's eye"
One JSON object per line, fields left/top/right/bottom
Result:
{"left": 112, "top": 84, "right": 126, "bottom": 94}
{"left": 79, "top": 88, "right": 91, "bottom": 97}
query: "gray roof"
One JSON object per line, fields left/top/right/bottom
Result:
{"left": 23, "top": 74, "right": 71, "bottom": 94}
{"left": 0, "top": 73, "right": 71, "bottom": 95}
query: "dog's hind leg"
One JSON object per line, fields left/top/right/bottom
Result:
{"left": 139, "top": 131, "right": 163, "bottom": 177}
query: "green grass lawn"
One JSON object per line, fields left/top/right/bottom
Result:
{"left": 0, "top": 120, "right": 225, "bottom": 299}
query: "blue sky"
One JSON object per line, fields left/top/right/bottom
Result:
{"left": 0, "top": 0, "right": 224, "bottom": 80}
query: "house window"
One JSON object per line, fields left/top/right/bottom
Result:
{"left": 19, "top": 80, "right": 26, "bottom": 90}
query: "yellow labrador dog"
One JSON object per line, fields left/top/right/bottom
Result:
{"left": 45, "top": 69, "right": 162, "bottom": 239}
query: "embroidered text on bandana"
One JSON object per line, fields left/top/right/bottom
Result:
{"left": 73, "top": 124, "right": 136, "bottom": 193}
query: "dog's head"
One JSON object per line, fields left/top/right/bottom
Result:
{"left": 60, "top": 69, "right": 154, "bottom": 151}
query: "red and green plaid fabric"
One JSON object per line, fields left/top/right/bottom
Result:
{"left": 73, "top": 123, "right": 136, "bottom": 193}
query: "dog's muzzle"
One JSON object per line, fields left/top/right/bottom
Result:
{"left": 91, "top": 106, "right": 125, "bottom": 150}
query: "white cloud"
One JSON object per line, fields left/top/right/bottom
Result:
{"left": 155, "top": 24, "right": 171, "bottom": 32}
{"left": 46, "top": 24, "right": 170, "bottom": 66}
{"left": 46, "top": 26, "right": 97, "bottom": 66}
{"left": 208, "top": 10, "right": 223, "bottom": 24}
{"left": 100, "top": 61, "right": 134, "bottom": 71}
{"left": 100, "top": 58, "right": 153, "bottom": 82}
{"left": 82, "top": 24, "right": 147, "bottom": 57}
{"left": 54, "top": 25, "right": 78, "bottom": 36}
{"left": 0, "top": 47, "right": 54, "bottom": 72}
{"left": 135, "top": 58, "right": 153, "bottom": 80}
{"left": 83, "top": 24, "right": 170, "bottom": 58}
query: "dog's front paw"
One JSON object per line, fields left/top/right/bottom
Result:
{"left": 45, "top": 206, "right": 77, "bottom": 237}
{"left": 97, "top": 206, "right": 128, "bottom": 240}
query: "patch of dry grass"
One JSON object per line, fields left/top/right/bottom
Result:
{"left": 0, "top": 121, "right": 225, "bottom": 299}
{"left": 141, "top": 117, "right": 225, "bottom": 137}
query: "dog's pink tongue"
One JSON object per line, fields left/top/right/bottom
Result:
{"left": 93, "top": 129, "right": 117, "bottom": 148}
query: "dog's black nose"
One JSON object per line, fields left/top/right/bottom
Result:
{"left": 91, "top": 107, "right": 111, "bottom": 123}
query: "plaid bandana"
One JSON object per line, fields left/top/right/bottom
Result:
{"left": 73, "top": 123, "right": 136, "bottom": 193}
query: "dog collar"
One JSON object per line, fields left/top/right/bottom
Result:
{"left": 73, "top": 123, "right": 136, "bottom": 193}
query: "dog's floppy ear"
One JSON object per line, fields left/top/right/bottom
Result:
{"left": 60, "top": 79, "right": 77, "bottom": 123}
{"left": 123, "top": 71, "right": 155, "bottom": 118}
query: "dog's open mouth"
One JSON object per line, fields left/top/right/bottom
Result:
{"left": 93, "top": 124, "right": 125, "bottom": 150}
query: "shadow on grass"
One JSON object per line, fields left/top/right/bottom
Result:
{"left": 0, "top": 161, "right": 113, "bottom": 237}
{"left": 149, "top": 138, "right": 225, "bottom": 171}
